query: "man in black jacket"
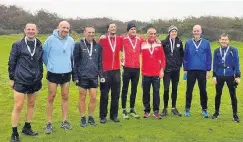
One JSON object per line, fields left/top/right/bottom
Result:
{"left": 161, "top": 25, "right": 184, "bottom": 117}
{"left": 73, "top": 26, "right": 103, "bottom": 127}
{"left": 8, "top": 23, "right": 43, "bottom": 142}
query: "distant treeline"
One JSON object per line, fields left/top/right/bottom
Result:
{"left": 1, "top": 5, "right": 243, "bottom": 41}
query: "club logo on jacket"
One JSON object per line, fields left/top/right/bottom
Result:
{"left": 177, "top": 44, "right": 180, "bottom": 48}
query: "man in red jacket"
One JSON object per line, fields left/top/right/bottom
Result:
{"left": 98, "top": 22, "right": 123, "bottom": 124}
{"left": 141, "top": 28, "right": 166, "bottom": 119}
{"left": 121, "top": 23, "right": 143, "bottom": 120}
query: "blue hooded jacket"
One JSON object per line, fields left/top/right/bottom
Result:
{"left": 43, "top": 29, "right": 75, "bottom": 74}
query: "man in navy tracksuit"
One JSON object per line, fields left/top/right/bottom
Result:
{"left": 183, "top": 25, "right": 212, "bottom": 118}
{"left": 73, "top": 27, "right": 103, "bottom": 127}
{"left": 212, "top": 33, "right": 240, "bottom": 122}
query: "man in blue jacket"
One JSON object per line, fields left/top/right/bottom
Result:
{"left": 43, "top": 21, "right": 75, "bottom": 134}
{"left": 212, "top": 33, "right": 240, "bottom": 122}
{"left": 8, "top": 23, "right": 43, "bottom": 142}
{"left": 73, "top": 26, "right": 103, "bottom": 127}
{"left": 183, "top": 25, "right": 212, "bottom": 118}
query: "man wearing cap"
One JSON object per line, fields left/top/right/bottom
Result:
{"left": 212, "top": 33, "right": 240, "bottom": 122}
{"left": 98, "top": 22, "right": 123, "bottom": 124}
{"left": 183, "top": 25, "right": 212, "bottom": 118}
{"left": 120, "top": 23, "right": 143, "bottom": 120}
{"left": 161, "top": 25, "right": 184, "bottom": 117}
{"left": 142, "top": 28, "right": 166, "bottom": 119}
{"left": 43, "top": 21, "right": 75, "bottom": 133}
{"left": 73, "top": 26, "right": 103, "bottom": 127}
{"left": 8, "top": 23, "right": 43, "bottom": 142}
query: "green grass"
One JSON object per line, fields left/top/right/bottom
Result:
{"left": 0, "top": 34, "right": 243, "bottom": 142}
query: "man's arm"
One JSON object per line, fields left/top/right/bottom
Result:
{"left": 42, "top": 38, "right": 51, "bottom": 66}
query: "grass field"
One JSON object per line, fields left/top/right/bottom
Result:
{"left": 0, "top": 34, "right": 243, "bottom": 142}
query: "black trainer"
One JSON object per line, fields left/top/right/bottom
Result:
{"left": 233, "top": 114, "right": 240, "bottom": 123}
{"left": 100, "top": 117, "right": 107, "bottom": 124}
{"left": 88, "top": 116, "right": 97, "bottom": 126}
{"left": 45, "top": 123, "right": 53, "bottom": 134}
{"left": 171, "top": 108, "right": 182, "bottom": 116}
{"left": 11, "top": 134, "right": 20, "bottom": 142}
{"left": 110, "top": 117, "right": 120, "bottom": 123}
{"left": 160, "top": 108, "right": 168, "bottom": 116}
{"left": 212, "top": 112, "right": 219, "bottom": 119}
{"left": 80, "top": 117, "right": 87, "bottom": 127}
{"left": 22, "top": 127, "right": 38, "bottom": 136}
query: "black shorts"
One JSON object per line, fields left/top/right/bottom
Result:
{"left": 76, "top": 77, "right": 98, "bottom": 89}
{"left": 13, "top": 82, "right": 42, "bottom": 94}
{"left": 46, "top": 71, "right": 71, "bottom": 85}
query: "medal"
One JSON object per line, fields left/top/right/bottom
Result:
{"left": 63, "top": 50, "right": 66, "bottom": 53}
{"left": 108, "top": 35, "right": 116, "bottom": 53}
{"left": 25, "top": 36, "right": 36, "bottom": 61}
{"left": 128, "top": 36, "right": 138, "bottom": 52}
{"left": 83, "top": 38, "right": 93, "bottom": 60}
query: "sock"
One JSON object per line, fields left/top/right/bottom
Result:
{"left": 12, "top": 127, "right": 18, "bottom": 136}
{"left": 24, "top": 122, "right": 31, "bottom": 129}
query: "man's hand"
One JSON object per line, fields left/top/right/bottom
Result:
{"left": 99, "top": 35, "right": 106, "bottom": 40}
{"left": 206, "top": 71, "right": 210, "bottom": 79}
{"left": 212, "top": 77, "right": 217, "bottom": 85}
{"left": 235, "top": 77, "right": 240, "bottom": 84}
{"left": 159, "top": 69, "right": 164, "bottom": 79}
{"left": 9, "top": 80, "right": 14, "bottom": 89}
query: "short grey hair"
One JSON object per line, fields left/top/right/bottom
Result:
{"left": 219, "top": 33, "right": 229, "bottom": 39}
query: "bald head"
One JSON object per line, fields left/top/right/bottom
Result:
{"left": 24, "top": 23, "right": 38, "bottom": 40}
{"left": 192, "top": 24, "right": 202, "bottom": 39}
{"left": 58, "top": 21, "right": 70, "bottom": 38}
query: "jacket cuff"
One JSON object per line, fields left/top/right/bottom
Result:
{"left": 9, "top": 75, "right": 14, "bottom": 80}
{"left": 235, "top": 72, "right": 241, "bottom": 78}
{"left": 213, "top": 72, "right": 216, "bottom": 77}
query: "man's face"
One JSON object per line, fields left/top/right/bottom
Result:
{"left": 24, "top": 24, "right": 37, "bottom": 39}
{"left": 193, "top": 26, "right": 202, "bottom": 39}
{"left": 84, "top": 27, "right": 95, "bottom": 41}
{"left": 219, "top": 36, "right": 229, "bottom": 47}
{"left": 169, "top": 30, "right": 177, "bottom": 39}
{"left": 58, "top": 22, "right": 70, "bottom": 37}
{"left": 147, "top": 28, "right": 157, "bottom": 42}
{"left": 108, "top": 24, "right": 116, "bottom": 35}
{"left": 128, "top": 27, "right": 137, "bottom": 37}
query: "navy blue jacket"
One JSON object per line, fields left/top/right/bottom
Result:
{"left": 73, "top": 39, "right": 103, "bottom": 81}
{"left": 8, "top": 38, "right": 43, "bottom": 85}
{"left": 213, "top": 46, "right": 241, "bottom": 78}
{"left": 183, "top": 38, "right": 212, "bottom": 71}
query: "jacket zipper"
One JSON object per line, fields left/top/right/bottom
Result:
{"left": 112, "top": 53, "right": 114, "bottom": 70}
{"left": 224, "top": 63, "right": 226, "bottom": 76}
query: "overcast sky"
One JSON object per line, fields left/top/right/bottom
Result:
{"left": 1, "top": 0, "right": 243, "bottom": 22}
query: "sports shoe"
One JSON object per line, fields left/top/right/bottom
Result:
{"left": 160, "top": 108, "right": 168, "bottom": 117}
{"left": 22, "top": 127, "right": 38, "bottom": 136}
{"left": 153, "top": 111, "right": 162, "bottom": 119}
{"left": 212, "top": 112, "right": 219, "bottom": 119}
{"left": 130, "top": 109, "right": 140, "bottom": 119}
{"left": 80, "top": 117, "right": 87, "bottom": 127}
{"left": 100, "top": 117, "right": 107, "bottom": 124}
{"left": 88, "top": 116, "right": 97, "bottom": 126}
{"left": 45, "top": 123, "right": 53, "bottom": 134}
{"left": 122, "top": 110, "right": 129, "bottom": 120}
{"left": 202, "top": 109, "right": 209, "bottom": 118}
{"left": 184, "top": 109, "right": 191, "bottom": 117}
{"left": 233, "top": 114, "right": 240, "bottom": 123}
{"left": 11, "top": 134, "right": 20, "bottom": 142}
{"left": 171, "top": 108, "right": 182, "bottom": 117}
{"left": 61, "top": 120, "right": 72, "bottom": 130}
{"left": 110, "top": 117, "right": 120, "bottom": 122}
{"left": 143, "top": 112, "right": 150, "bottom": 118}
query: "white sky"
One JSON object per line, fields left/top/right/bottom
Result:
{"left": 1, "top": 0, "right": 243, "bottom": 22}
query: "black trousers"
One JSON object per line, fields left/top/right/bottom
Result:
{"left": 163, "top": 70, "right": 180, "bottom": 108}
{"left": 142, "top": 76, "right": 160, "bottom": 113}
{"left": 186, "top": 70, "right": 208, "bottom": 110}
{"left": 121, "top": 67, "right": 140, "bottom": 109}
{"left": 215, "top": 76, "right": 237, "bottom": 114}
{"left": 99, "top": 70, "right": 121, "bottom": 118}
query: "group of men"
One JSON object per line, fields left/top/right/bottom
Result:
{"left": 8, "top": 21, "right": 241, "bottom": 142}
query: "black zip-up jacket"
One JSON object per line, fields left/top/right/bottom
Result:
{"left": 73, "top": 39, "right": 103, "bottom": 81}
{"left": 162, "top": 35, "right": 184, "bottom": 72}
{"left": 8, "top": 38, "right": 43, "bottom": 85}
